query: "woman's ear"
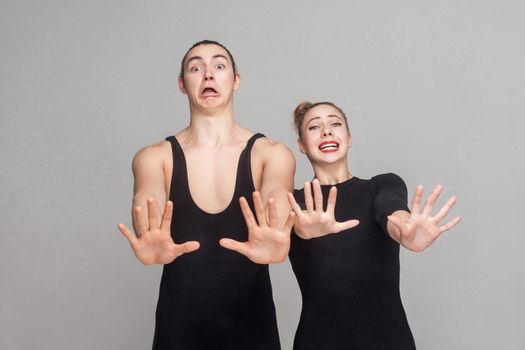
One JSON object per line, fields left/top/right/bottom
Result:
{"left": 297, "top": 138, "right": 307, "bottom": 154}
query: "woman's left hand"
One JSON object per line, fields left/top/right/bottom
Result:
{"left": 387, "top": 184, "right": 461, "bottom": 252}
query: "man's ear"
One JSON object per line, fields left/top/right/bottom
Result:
{"left": 178, "top": 77, "right": 187, "bottom": 94}
{"left": 233, "top": 73, "right": 240, "bottom": 91}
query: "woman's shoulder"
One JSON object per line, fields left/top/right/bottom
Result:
{"left": 369, "top": 173, "right": 408, "bottom": 194}
{"left": 370, "top": 172, "right": 405, "bottom": 183}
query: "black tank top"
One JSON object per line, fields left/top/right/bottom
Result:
{"left": 152, "top": 133, "right": 280, "bottom": 350}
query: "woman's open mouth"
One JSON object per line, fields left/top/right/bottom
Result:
{"left": 318, "top": 141, "right": 339, "bottom": 153}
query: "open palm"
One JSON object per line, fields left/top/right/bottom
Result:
{"left": 288, "top": 179, "right": 359, "bottom": 239}
{"left": 388, "top": 185, "right": 461, "bottom": 252}
{"left": 118, "top": 198, "right": 199, "bottom": 265}
{"left": 220, "top": 191, "right": 295, "bottom": 264}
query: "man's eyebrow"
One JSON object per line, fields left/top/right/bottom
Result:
{"left": 185, "top": 54, "right": 230, "bottom": 67}
{"left": 212, "top": 54, "right": 229, "bottom": 61}
{"left": 185, "top": 55, "right": 203, "bottom": 66}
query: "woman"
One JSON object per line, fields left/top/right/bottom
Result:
{"left": 287, "top": 101, "right": 461, "bottom": 349}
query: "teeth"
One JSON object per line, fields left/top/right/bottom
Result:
{"left": 320, "top": 143, "right": 339, "bottom": 150}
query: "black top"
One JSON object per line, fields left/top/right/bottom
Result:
{"left": 152, "top": 133, "right": 280, "bottom": 350}
{"left": 289, "top": 173, "right": 416, "bottom": 350}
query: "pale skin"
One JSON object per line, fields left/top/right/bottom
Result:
{"left": 288, "top": 179, "right": 359, "bottom": 239}
{"left": 118, "top": 43, "right": 295, "bottom": 265}
{"left": 289, "top": 103, "right": 461, "bottom": 250}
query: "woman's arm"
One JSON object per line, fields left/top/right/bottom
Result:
{"left": 387, "top": 184, "right": 461, "bottom": 252}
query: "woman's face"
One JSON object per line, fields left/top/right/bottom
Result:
{"left": 298, "top": 104, "right": 351, "bottom": 165}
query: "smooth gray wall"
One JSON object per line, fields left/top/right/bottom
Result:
{"left": 1, "top": 1, "right": 524, "bottom": 349}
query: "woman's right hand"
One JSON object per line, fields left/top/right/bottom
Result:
{"left": 288, "top": 179, "right": 359, "bottom": 239}
{"left": 118, "top": 198, "right": 200, "bottom": 265}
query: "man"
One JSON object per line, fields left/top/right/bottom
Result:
{"left": 118, "top": 40, "right": 295, "bottom": 349}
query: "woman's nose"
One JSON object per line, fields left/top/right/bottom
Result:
{"left": 322, "top": 128, "right": 333, "bottom": 137}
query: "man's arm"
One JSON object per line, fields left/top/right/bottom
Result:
{"left": 258, "top": 141, "right": 296, "bottom": 227}
{"left": 131, "top": 144, "right": 167, "bottom": 232}
{"left": 118, "top": 142, "right": 199, "bottom": 264}
{"left": 219, "top": 139, "right": 296, "bottom": 264}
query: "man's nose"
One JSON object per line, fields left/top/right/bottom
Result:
{"left": 204, "top": 69, "right": 214, "bottom": 81}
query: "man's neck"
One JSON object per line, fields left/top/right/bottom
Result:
{"left": 179, "top": 107, "right": 246, "bottom": 147}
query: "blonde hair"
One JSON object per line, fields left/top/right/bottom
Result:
{"left": 293, "top": 101, "right": 349, "bottom": 138}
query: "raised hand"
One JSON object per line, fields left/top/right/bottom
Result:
{"left": 118, "top": 198, "right": 200, "bottom": 265}
{"left": 387, "top": 185, "right": 461, "bottom": 252}
{"left": 219, "top": 191, "right": 295, "bottom": 264}
{"left": 288, "top": 179, "right": 359, "bottom": 239}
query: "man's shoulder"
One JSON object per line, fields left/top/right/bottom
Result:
{"left": 132, "top": 140, "right": 171, "bottom": 168}
{"left": 253, "top": 136, "right": 293, "bottom": 158}
{"left": 252, "top": 136, "right": 295, "bottom": 171}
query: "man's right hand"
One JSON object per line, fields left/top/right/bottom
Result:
{"left": 118, "top": 198, "right": 200, "bottom": 265}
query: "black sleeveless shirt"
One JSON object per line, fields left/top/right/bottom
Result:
{"left": 152, "top": 133, "right": 280, "bottom": 350}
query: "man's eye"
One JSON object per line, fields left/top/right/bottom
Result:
{"left": 190, "top": 66, "right": 201, "bottom": 72}
{"left": 216, "top": 64, "right": 226, "bottom": 69}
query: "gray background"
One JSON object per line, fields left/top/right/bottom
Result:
{"left": 1, "top": 1, "right": 523, "bottom": 349}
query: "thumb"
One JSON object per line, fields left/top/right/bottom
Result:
{"left": 387, "top": 215, "right": 404, "bottom": 231}
{"left": 219, "top": 238, "right": 251, "bottom": 258}
{"left": 174, "top": 241, "right": 200, "bottom": 257}
{"left": 334, "top": 219, "right": 360, "bottom": 233}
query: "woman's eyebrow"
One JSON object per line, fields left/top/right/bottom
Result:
{"left": 305, "top": 116, "right": 321, "bottom": 127}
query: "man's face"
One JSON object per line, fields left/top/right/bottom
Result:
{"left": 178, "top": 44, "right": 240, "bottom": 111}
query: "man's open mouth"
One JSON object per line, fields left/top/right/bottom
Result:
{"left": 201, "top": 87, "right": 218, "bottom": 96}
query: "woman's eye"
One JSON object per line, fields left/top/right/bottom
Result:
{"left": 308, "top": 125, "right": 319, "bottom": 131}
{"left": 332, "top": 122, "right": 342, "bottom": 127}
